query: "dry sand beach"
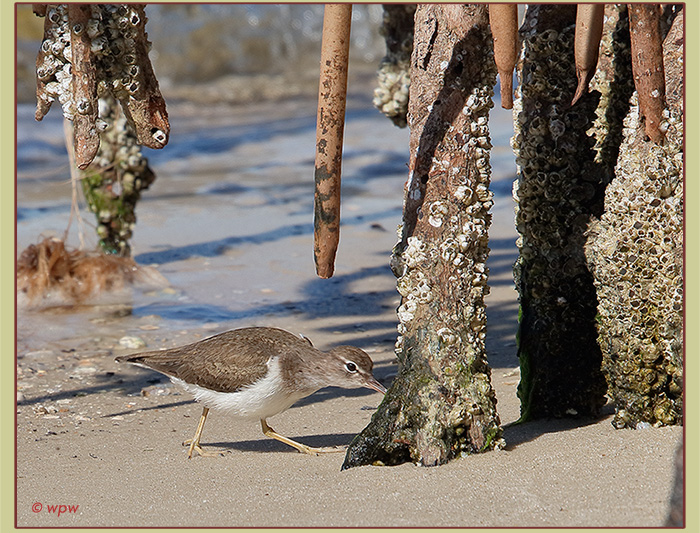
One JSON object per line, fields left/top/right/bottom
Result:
{"left": 15, "top": 89, "right": 684, "bottom": 527}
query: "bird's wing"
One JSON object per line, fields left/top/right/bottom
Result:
{"left": 117, "top": 328, "right": 309, "bottom": 393}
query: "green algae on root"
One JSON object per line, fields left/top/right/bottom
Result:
{"left": 80, "top": 95, "right": 156, "bottom": 256}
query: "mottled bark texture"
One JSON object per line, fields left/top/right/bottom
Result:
{"left": 313, "top": 4, "right": 352, "bottom": 279}
{"left": 511, "top": 5, "right": 607, "bottom": 421}
{"left": 585, "top": 9, "right": 683, "bottom": 429}
{"left": 67, "top": 3, "right": 100, "bottom": 169}
{"left": 571, "top": 4, "right": 605, "bottom": 106}
{"left": 488, "top": 3, "right": 519, "bottom": 109}
{"left": 627, "top": 4, "right": 666, "bottom": 145}
{"left": 80, "top": 95, "right": 156, "bottom": 256}
{"left": 343, "top": 4, "right": 502, "bottom": 469}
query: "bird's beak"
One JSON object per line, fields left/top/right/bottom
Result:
{"left": 364, "top": 376, "right": 387, "bottom": 395}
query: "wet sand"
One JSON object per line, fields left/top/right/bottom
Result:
{"left": 15, "top": 91, "right": 681, "bottom": 527}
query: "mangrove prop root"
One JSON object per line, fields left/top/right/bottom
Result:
{"left": 587, "top": 4, "right": 635, "bottom": 187}
{"left": 80, "top": 95, "right": 156, "bottom": 256}
{"left": 628, "top": 4, "right": 666, "bottom": 144}
{"left": 33, "top": 4, "right": 169, "bottom": 168}
{"left": 572, "top": 3, "right": 605, "bottom": 106}
{"left": 34, "top": 10, "right": 55, "bottom": 121}
{"left": 313, "top": 4, "right": 352, "bottom": 279}
{"left": 372, "top": 4, "right": 415, "bottom": 127}
{"left": 32, "top": 4, "right": 47, "bottom": 17}
{"left": 489, "top": 3, "right": 519, "bottom": 109}
{"left": 585, "top": 8, "right": 683, "bottom": 429}
{"left": 344, "top": 4, "right": 502, "bottom": 469}
{"left": 511, "top": 4, "right": 607, "bottom": 420}
{"left": 117, "top": 4, "right": 170, "bottom": 150}
{"left": 68, "top": 3, "right": 100, "bottom": 169}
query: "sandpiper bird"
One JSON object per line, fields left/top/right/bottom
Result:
{"left": 116, "top": 326, "right": 386, "bottom": 458}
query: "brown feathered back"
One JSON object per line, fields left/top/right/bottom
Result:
{"left": 116, "top": 327, "right": 320, "bottom": 393}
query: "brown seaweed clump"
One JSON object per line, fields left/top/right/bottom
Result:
{"left": 585, "top": 10, "right": 684, "bottom": 429}
{"left": 17, "top": 237, "right": 168, "bottom": 309}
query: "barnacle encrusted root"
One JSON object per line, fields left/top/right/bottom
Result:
{"left": 345, "top": 5, "right": 502, "bottom": 470}
{"left": 511, "top": 5, "right": 607, "bottom": 420}
{"left": 34, "top": 4, "right": 169, "bottom": 167}
{"left": 585, "top": 8, "right": 684, "bottom": 429}
{"left": 79, "top": 95, "right": 157, "bottom": 257}
{"left": 587, "top": 4, "right": 635, "bottom": 185}
{"left": 68, "top": 3, "right": 100, "bottom": 169}
{"left": 372, "top": 4, "right": 415, "bottom": 127}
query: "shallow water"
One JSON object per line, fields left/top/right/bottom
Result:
{"left": 17, "top": 74, "right": 519, "bottom": 371}
{"left": 16, "top": 4, "right": 386, "bottom": 103}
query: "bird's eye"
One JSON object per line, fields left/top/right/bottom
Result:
{"left": 345, "top": 361, "right": 357, "bottom": 373}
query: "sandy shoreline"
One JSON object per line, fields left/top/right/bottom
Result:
{"left": 16, "top": 95, "right": 682, "bottom": 527}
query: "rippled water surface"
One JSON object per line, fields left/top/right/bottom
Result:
{"left": 16, "top": 4, "right": 519, "bottom": 368}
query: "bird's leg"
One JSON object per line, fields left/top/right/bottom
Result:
{"left": 182, "top": 407, "right": 222, "bottom": 458}
{"left": 260, "top": 419, "right": 346, "bottom": 455}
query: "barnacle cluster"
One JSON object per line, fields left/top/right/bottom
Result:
{"left": 511, "top": 7, "right": 607, "bottom": 419}
{"left": 35, "top": 3, "right": 168, "bottom": 167}
{"left": 372, "top": 4, "right": 415, "bottom": 128}
{"left": 587, "top": 5, "right": 635, "bottom": 184}
{"left": 393, "top": 22, "right": 500, "bottom": 457}
{"left": 34, "top": 5, "right": 73, "bottom": 121}
{"left": 585, "top": 11, "right": 684, "bottom": 429}
{"left": 394, "top": 77, "right": 495, "bottom": 358}
{"left": 80, "top": 95, "right": 156, "bottom": 256}
{"left": 36, "top": 4, "right": 142, "bottom": 119}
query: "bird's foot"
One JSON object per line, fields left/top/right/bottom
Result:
{"left": 303, "top": 445, "right": 348, "bottom": 455}
{"left": 182, "top": 439, "right": 224, "bottom": 458}
{"left": 260, "top": 419, "right": 347, "bottom": 455}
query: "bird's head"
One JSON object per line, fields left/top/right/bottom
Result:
{"left": 323, "top": 346, "right": 387, "bottom": 394}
